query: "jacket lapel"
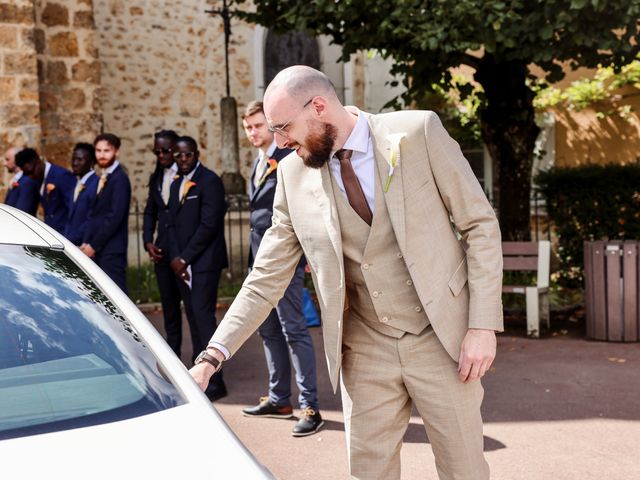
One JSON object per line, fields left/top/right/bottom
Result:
{"left": 249, "top": 155, "right": 260, "bottom": 201}
{"left": 367, "top": 114, "right": 407, "bottom": 253}
{"left": 309, "top": 164, "right": 343, "bottom": 268}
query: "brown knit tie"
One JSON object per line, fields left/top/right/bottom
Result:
{"left": 336, "top": 149, "right": 372, "bottom": 225}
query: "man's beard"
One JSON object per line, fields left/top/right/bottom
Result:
{"left": 300, "top": 122, "right": 337, "bottom": 169}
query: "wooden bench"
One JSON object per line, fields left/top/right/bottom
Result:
{"left": 502, "top": 241, "right": 551, "bottom": 337}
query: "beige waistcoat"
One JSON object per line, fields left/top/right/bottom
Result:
{"left": 332, "top": 169, "right": 430, "bottom": 338}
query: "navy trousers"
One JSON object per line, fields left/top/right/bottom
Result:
{"left": 176, "top": 268, "right": 225, "bottom": 392}
{"left": 95, "top": 252, "right": 127, "bottom": 295}
{"left": 258, "top": 260, "right": 319, "bottom": 410}
{"left": 154, "top": 261, "right": 183, "bottom": 357}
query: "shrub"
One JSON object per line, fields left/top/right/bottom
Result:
{"left": 535, "top": 163, "right": 640, "bottom": 287}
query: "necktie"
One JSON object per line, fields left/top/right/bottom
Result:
{"left": 253, "top": 152, "right": 268, "bottom": 189}
{"left": 336, "top": 149, "right": 372, "bottom": 226}
{"left": 161, "top": 169, "right": 172, "bottom": 204}
{"left": 73, "top": 179, "right": 82, "bottom": 202}
{"left": 97, "top": 173, "right": 107, "bottom": 194}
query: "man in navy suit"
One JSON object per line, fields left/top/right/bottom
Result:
{"left": 15, "top": 148, "right": 75, "bottom": 232}
{"left": 64, "top": 143, "right": 99, "bottom": 246}
{"left": 142, "top": 130, "right": 182, "bottom": 356}
{"left": 239, "top": 101, "right": 322, "bottom": 436}
{"left": 167, "top": 136, "right": 228, "bottom": 401}
{"left": 80, "top": 133, "right": 131, "bottom": 293}
{"left": 4, "top": 146, "right": 39, "bottom": 215}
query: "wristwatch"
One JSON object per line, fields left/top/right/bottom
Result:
{"left": 194, "top": 350, "right": 221, "bottom": 371}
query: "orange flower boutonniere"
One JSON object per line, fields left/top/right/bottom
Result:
{"left": 46, "top": 183, "right": 56, "bottom": 193}
{"left": 181, "top": 180, "right": 197, "bottom": 204}
{"left": 257, "top": 158, "right": 278, "bottom": 187}
{"left": 11, "top": 181, "right": 20, "bottom": 189}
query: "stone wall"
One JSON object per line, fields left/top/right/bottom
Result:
{"left": 33, "top": 0, "right": 103, "bottom": 166}
{"left": 0, "top": 0, "right": 41, "bottom": 190}
{"left": 92, "top": 0, "right": 258, "bottom": 205}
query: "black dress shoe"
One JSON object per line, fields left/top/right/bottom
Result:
{"left": 242, "top": 396, "right": 293, "bottom": 418}
{"left": 205, "top": 384, "right": 227, "bottom": 402}
{"left": 292, "top": 408, "right": 324, "bottom": 437}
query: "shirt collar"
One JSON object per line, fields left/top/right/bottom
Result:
{"left": 13, "top": 171, "right": 23, "bottom": 182}
{"left": 184, "top": 161, "right": 200, "bottom": 181}
{"left": 79, "top": 170, "right": 95, "bottom": 184}
{"left": 165, "top": 163, "right": 178, "bottom": 174}
{"left": 338, "top": 109, "right": 370, "bottom": 156}
{"left": 265, "top": 140, "right": 277, "bottom": 158}
{"left": 102, "top": 160, "right": 120, "bottom": 175}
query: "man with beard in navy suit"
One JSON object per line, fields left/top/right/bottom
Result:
{"left": 16, "top": 148, "right": 75, "bottom": 232}
{"left": 167, "top": 136, "right": 228, "bottom": 401}
{"left": 239, "top": 101, "right": 322, "bottom": 436}
{"left": 3, "top": 146, "right": 39, "bottom": 215}
{"left": 142, "top": 129, "right": 182, "bottom": 356}
{"left": 80, "top": 133, "right": 131, "bottom": 293}
{"left": 64, "top": 143, "right": 99, "bottom": 246}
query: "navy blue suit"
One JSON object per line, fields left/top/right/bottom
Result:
{"left": 84, "top": 164, "right": 131, "bottom": 293}
{"left": 168, "top": 163, "right": 228, "bottom": 394}
{"left": 249, "top": 148, "right": 319, "bottom": 410}
{"left": 142, "top": 168, "right": 182, "bottom": 356}
{"left": 64, "top": 173, "right": 99, "bottom": 246}
{"left": 40, "top": 163, "right": 76, "bottom": 233}
{"left": 4, "top": 174, "right": 39, "bottom": 215}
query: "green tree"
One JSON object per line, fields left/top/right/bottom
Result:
{"left": 236, "top": 0, "right": 639, "bottom": 240}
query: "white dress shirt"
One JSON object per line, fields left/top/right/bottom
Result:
{"left": 253, "top": 140, "right": 277, "bottom": 189}
{"left": 74, "top": 170, "right": 95, "bottom": 202}
{"left": 39, "top": 161, "right": 53, "bottom": 196}
{"left": 161, "top": 163, "right": 179, "bottom": 204}
{"left": 329, "top": 110, "right": 376, "bottom": 214}
{"left": 10, "top": 170, "right": 23, "bottom": 188}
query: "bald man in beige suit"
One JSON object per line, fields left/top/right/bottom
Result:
{"left": 191, "top": 66, "right": 503, "bottom": 480}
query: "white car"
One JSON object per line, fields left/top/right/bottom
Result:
{"left": 0, "top": 204, "right": 274, "bottom": 479}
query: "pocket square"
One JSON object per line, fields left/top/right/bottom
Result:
{"left": 186, "top": 195, "right": 198, "bottom": 200}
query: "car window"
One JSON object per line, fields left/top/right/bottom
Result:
{"left": 0, "top": 245, "right": 186, "bottom": 440}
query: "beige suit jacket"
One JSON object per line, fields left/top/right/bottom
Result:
{"left": 212, "top": 110, "right": 503, "bottom": 392}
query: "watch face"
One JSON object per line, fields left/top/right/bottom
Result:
{"left": 195, "top": 351, "right": 206, "bottom": 364}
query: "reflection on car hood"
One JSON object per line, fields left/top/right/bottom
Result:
{"left": 0, "top": 402, "right": 275, "bottom": 479}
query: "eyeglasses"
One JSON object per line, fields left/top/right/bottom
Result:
{"left": 268, "top": 98, "right": 314, "bottom": 137}
{"left": 152, "top": 147, "right": 173, "bottom": 156}
{"left": 173, "top": 151, "right": 195, "bottom": 160}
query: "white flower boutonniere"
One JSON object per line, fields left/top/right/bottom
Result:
{"left": 384, "top": 132, "right": 406, "bottom": 192}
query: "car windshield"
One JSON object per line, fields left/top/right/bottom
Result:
{"left": 0, "top": 245, "right": 185, "bottom": 440}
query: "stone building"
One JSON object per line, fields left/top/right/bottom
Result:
{"left": 0, "top": 0, "right": 402, "bottom": 204}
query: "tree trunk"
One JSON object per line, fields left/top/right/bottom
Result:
{"left": 476, "top": 56, "right": 540, "bottom": 241}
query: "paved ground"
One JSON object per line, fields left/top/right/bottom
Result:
{"left": 145, "top": 307, "right": 640, "bottom": 479}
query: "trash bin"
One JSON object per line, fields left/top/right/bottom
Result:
{"left": 584, "top": 240, "right": 639, "bottom": 342}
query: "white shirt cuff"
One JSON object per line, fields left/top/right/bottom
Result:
{"left": 207, "top": 341, "right": 230, "bottom": 360}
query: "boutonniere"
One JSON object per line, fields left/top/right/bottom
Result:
{"left": 79, "top": 183, "right": 86, "bottom": 193}
{"left": 11, "top": 181, "right": 19, "bottom": 189}
{"left": 173, "top": 174, "right": 181, "bottom": 181}
{"left": 257, "top": 158, "right": 278, "bottom": 187}
{"left": 46, "top": 183, "right": 56, "bottom": 193}
{"left": 384, "top": 132, "right": 406, "bottom": 192}
{"left": 181, "top": 180, "right": 197, "bottom": 204}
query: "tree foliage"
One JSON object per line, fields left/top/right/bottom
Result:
{"left": 234, "top": 0, "right": 640, "bottom": 239}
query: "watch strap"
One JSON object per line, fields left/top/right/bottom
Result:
{"left": 195, "top": 351, "right": 221, "bottom": 370}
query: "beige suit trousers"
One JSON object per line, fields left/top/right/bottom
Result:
{"left": 340, "top": 318, "right": 489, "bottom": 480}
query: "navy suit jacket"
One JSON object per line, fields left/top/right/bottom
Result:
{"left": 248, "top": 147, "right": 292, "bottom": 267}
{"left": 5, "top": 174, "right": 39, "bottom": 215}
{"left": 168, "top": 164, "right": 228, "bottom": 273}
{"left": 142, "top": 170, "right": 174, "bottom": 257}
{"left": 84, "top": 165, "right": 131, "bottom": 255}
{"left": 41, "top": 163, "right": 76, "bottom": 233}
{"left": 64, "top": 172, "right": 99, "bottom": 246}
